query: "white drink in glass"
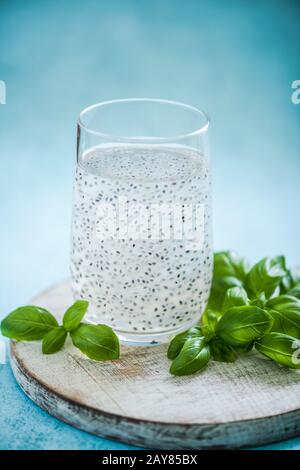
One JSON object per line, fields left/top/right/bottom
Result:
{"left": 71, "top": 144, "right": 212, "bottom": 343}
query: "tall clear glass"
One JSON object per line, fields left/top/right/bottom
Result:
{"left": 71, "top": 99, "right": 212, "bottom": 344}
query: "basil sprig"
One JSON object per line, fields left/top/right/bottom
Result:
{"left": 168, "top": 251, "right": 300, "bottom": 376}
{"left": 1, "top": 301, "right": 119, "bottom": 361}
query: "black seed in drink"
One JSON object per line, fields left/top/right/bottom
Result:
{"left": 71, "top": 145, "right": 212, "bottom": 337}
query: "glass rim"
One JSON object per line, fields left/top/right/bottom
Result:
{"left": 78, "top": 98, "right": 210, "bottom": 143}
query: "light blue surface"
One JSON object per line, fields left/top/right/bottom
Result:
{"left": 0, "top": 0, "right": 299, "bottom": 450}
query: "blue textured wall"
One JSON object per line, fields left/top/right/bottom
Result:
{"left": 0, "top": 0, "right": 299, "bottom": 450}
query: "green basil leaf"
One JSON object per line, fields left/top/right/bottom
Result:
{"left": 272, "top": 255, "right": 286, "bottom": 269}
{"left": 280, "top": 263, "right": 300, "bottom": 293}
{"left": 266, "top": 295, "right": 300, "bottom": 338}
{"left": 42, "top": 326, "right": 67, "bottom": 354}
{"left": 201, "top": 323, "right": 216, "bottom": 341}
{"left": 222, "top": 286, "right": 249, "bottom": 311}
{"left": 201, "top": 307, "right": 221, "bottom": 326}
{"left": 255, "top": 332, "right": 300, "bottom": 369}
{"left": 245, "top": 256, "right": 286, "bottom": 300}
{"left": 170, "top": 337, "right": 210, "bottom": 376}
{"left": 214, "top": 251, "right": 248, "bottom": 281}
{"left": 70, "top": 323, "right": 119, "bottom": 361}
{"left": 250, "top": 295, "right": 267, "bottom": 308}
{"left": 210, "top": 338, "right": 236, "bottom": 363}
{"left": 215, "top": 306, "right": 273, "bottom": 347}
{"left": 63, "top": 300, "right": 89, "bottom": 332}
{"left": 274, "top": 256, "right": 293, "bottom": 294}
{"left": 167, "top": 326, "right": 202, "bottom": 359}
{"left": 208, "top": 251, "right": 249, "bottom": 310}
{"left": 1, "top": 306, "right": 58, "bottom": 341}
{"left": 291, "top": 267, "right": 300, "bottom": 286}
{"left": 287, "top": 284, "right": 300, "bottom": 300}
{"left": 201, "top": 307, "right": 222, "bottom": 336}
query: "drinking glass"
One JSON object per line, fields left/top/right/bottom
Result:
{"left": 71, "top": 99, "right": 212, "bottom": 344}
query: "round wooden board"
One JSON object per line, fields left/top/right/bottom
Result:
{"left": 10, "top": 281, "right": 300, "bottom": 449}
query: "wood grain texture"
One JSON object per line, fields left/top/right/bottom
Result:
{"left": 10, "top": 281, "right": 300, "bottom": 449}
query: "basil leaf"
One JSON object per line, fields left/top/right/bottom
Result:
{"left": 273, "top": 256, "right": 294, "bottom": 294}
{"left": 250, "top": 295, "right": 267, "bottom": 308}
{"left": 170, "top": 337, "right": 210, "bottom": 376}
{"left": 201, "top": 323, "right": 216, "bottom": 341}
{"left": 216, "top": 306, "right": 273, "bottom": 347}
{"left": 222, "top": 286, "right": 249, "bottom": 311}
{"left": 63, "top": 300, "right": 89, "bottom": 332}
{"left": 201, "top": 308, "right": 221, "bottom": 327}
{"left": 291, "top": 267, "right": 300, "bottom": 286}
{"left": 285, "top": 267, "right": 300, "bottom": 298}
{"left": 245, "top": 256, "right": 286, "bottom": 300}
{"left": 214, "top": 251, "right": 248, "bottom": 281}
{"left": 1, "top": 306, "right": 58, "bottom": 341}
{"left": 70, "top": 323, "right": 119, "bottom": 361}
{"left": 266, "top": 295, "right": 300, "bottom": 338}
{"left": 287, "top": 284, "right": 300, "bottom": 300}
{"left": 208, "top": 251, "right": 248, "bottom": 310}
{"left": 272, "top": 255, "right": 287, "bottom": 270}
{"left": 201, "top": 305, "right": 223, "bottom": 341}
{"left": 255, "top": 332, "right": 300, "bottom": 369}
{"left": 42, "top": 326, "right": 67, "bottom": 354}
{"left": 167, "top": 326, "right": 202, "bottom": 359}
{"left": 210, "top": 338, "right": 236, "bottom": 363}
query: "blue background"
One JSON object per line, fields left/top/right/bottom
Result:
{"left": 0, "top": 0, "right": 299, "bottom": 450}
